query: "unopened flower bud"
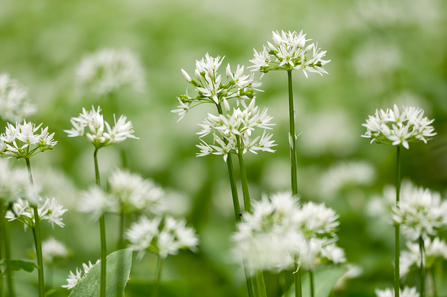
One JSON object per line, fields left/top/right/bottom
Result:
{"left": 181, "top": 69, "right": 191, "bottom": 82}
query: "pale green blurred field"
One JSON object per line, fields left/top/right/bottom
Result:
{"left": 1, "top": 0, "right": 447, "bottom": 296}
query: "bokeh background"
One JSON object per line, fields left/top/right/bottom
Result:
{"left": 1, "top": 0, "right": 447, "bottom": 296}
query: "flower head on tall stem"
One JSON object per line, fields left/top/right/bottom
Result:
{"left": 0, "top": 73, "right": 36, "bottom": 122}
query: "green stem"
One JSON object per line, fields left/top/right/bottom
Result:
{"left": 294, "top": 263, "right": 302, "bottom": 297}
{"left": 151, "top": 256, "right": 163, "bottom": 297}
{"left": 431, "top": 267, "right": 437, "bottom": 297}
{"left": 118, "top": 205, "right": 125, "bottom": 250}
{"left": 255, "top": 272, "right": 268, "bottom": 297}
{"left": 236, "top": 136, "right": 251, "bottom": 213}
{"left": 25, "top": 159, "right": 44, "bottom": 297}
{"left": 395, "top": 146, "right": 401, "bottom": 297}
{"left": 309, "top": 271, "right": 315, "bottom": 297}
{"left": 94, "top": 148, "right": 107, "bottom": 297}
{"left": 419, "top": 237, "right": 425, "bottom": 297}
{"left": 2, "top": 204, "right": 14, "bottom": 297}
{"left": 287, "top": 70, "right": 298, "bottom": 196}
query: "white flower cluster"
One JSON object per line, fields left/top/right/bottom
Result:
{"left": 0, "top": 121, "right": 57, "bottom": 159}
{"left": 5, "top": 197, "right": 67, "bottom": 229}
{"left": 362, "top": 105, "right": 436, "bottom": 149}
{"left": 78, "top": 186, "right": 118, "bottom": 221}
{"left": 400, "top": 237, "right": 447, "bottom": 277}
{"left": 64, "top": 106, "right": 138, "bottom": 149}
{"left": 172, "top": 53, "right": 262, "bottom": 121}
{"left": 0, "top": 74, "right": 36, "bottom": 122}
{"left": 75, "top": 49, "right": 145, "bottom": 97}
{"left": 126, "top": 215, "right": 199, "bottom": 259}
{"left": 375, "top": 287, "right": 418, "bottom": 297}
{"left": 249, "top": 30, "right": 330, "bottom": 77}
{"left": 196, "top": 99, "right": 276, "bottom": 162}
{"left": 232, "top": 192, "right": 344, "bottom": 272}
{"left": 0, "top": 158, "right": 30, "bottom": 203}
{"left": 41, "top": 237, "right": 70, "bottom": 267}
{"left": 62, "top": 260, "right": 99, "bottom": 290}
{"left": 392, "top": 186, "right": 447, "bottom": 240}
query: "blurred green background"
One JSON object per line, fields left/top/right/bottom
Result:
{"left": 1, "top": 0, "right": 447, "bottom": 296}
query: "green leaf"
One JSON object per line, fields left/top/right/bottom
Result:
{"left": 285, "top": 266, "right": 348, "bottom": 297}
{"left": 125, "top": 280, "right": 192, "bottom": 297}
{"left": 0, "top": 259, "right": 38, "bottom": 273}
{"left": 68, "top": 249, "right": 133, "bottom": 297}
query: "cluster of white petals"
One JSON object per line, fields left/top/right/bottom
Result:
{"left": 362, "top": 105, "right": 436, "bottom": 149}
{"left": 0, "top": 74, "right": 36, "bottom": 122}
{"left": 5, "top": 197, "right": 67, "bottom": 229}
{"left": 400, "top": 237, "right": 447, "bottom": 277}
{"left": 62, "top": 260, "right": 99, "bottom": 290}
{"left": 232, "top": 192, "right": 344, "bottom": 272}
{"left": 196, "top": 99, "right": 276, "bottom": 162}
{"left": 0, "top": 159, "right": 30, "bottom": 203}
{"left": 0, "top": 121, "right": 57, "bottom": 159}
{"left": 109, "top": 169, "right": 165, "bottom": 214}
{"left": 75, "top": 49, "right": 146, "bottom": 96}
{"left": 392, "top": 186, "right": 447, "bottom": 240}
{"left": 64, "top": 106, "right": 138, "bottom": 149}
{"left": 126, "top": 215, "right": 198, "bottom": 259}
{"left": 375, "top": 287, "right": 418, "bottom": 297}
{"left": 42, "top": 237, "right": 70, "bottom": 266}
{"left": 172, "top": 53, "right": 262, "bottom": 121}
{"left": 78, "top": 186, "right": 118, "bottom": 221}
{"left": 249, "top": 30, "right": 330, "bottom": 77}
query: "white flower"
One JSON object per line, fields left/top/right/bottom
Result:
{"left": 64, "top": 106, "right": 138, "bottom": 149}
{"left": 392, "top": 186, "right": 447, "bottom": 239}
{"left": 294, "top": 202, "right": 339, "bottom": 238}
{"left": 78, "top": 186, "right": 118, "bottom": 221}
{"left": 62, "top": 260, "right": 100, "bottom": 290}
{"left": 0, "top": 73, "right": 36, "bottom": 122}
{"left": 126, "top": 215, "right": 198, "bottom": 259}
{"left": 400, "top": 238, "right": 447, "bottom": 277}
{"left": 0, "top": 158, "right": 30, "bottom": 203}
{"left": 75, "top": 49, "right": 145, "bottom": 97}
{"left": 375, "top": 287, "right": 418, "bottom": 297}
{"left": 249, "top": 30, "right": 330, "bottom": 77}
{"left": 109, "top": 169, "right": 165, "bottom": 214}
{"left": 0, "top": 121, "right": 57, "bottom": 159}
{"left": 362, "top": 105, "right": 436, "bottom": 149}
{"left": 42, "top": 237, "right": 69, "bottom": 266}
{"left": 173, "top": 53, "right": 262, "bottom": 121}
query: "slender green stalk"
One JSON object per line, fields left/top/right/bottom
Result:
{"left": 1, "top": 202, "right": 15, "bottom": 297}
{"left": 294, "top": 263, "right": 302, "bottom": 297}
{"left": 151, "top": 256, "right": 163, "bottom": 297}
{"left": 431, "top": 266, "right": 437, "bottom": 297}
{"left": 395, "top": 146, "right": 401, "bottom": 297}
{"left": 309, "top": 271, "right": 315, "bottom": 297}
{"left": 419, "top": 237, "right": 425, "bottom": 297}
{"left": 0, "top": 199, "right": 5, "bottom": 297}
{"left": 93, "top": 148, "right": 107, "bottom": 297}
{"left": 25, "top": 159, "right": 44, "bottom": 297}
{"left": 118, "top": 205, "right": 126, "bottom": 250}
{"left": 255, "top": 272, "right": 268, "bottom": 297}
{"left": 236, "top": 136, "right": 251, "bottom": 213}
{"left": 287, "top": 70, "right": 302, "bottom": 297}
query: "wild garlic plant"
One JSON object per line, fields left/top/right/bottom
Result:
{"left": 250, "top": 31, "right": 330, "bottom": 297}
{"left": 126, "top": 215, "right": 198, "bottom": 297}
{"left": 64, "top": 106, "right": 138, "bottom": 297}
{"left": 362, "top": 105, "right": 436, "bottom": 297}
{"left": 0, "top": 120, "right": 58, "bottom": 297}
{"left": 62, "top": 260, "right": 100, "bottom": 290}
{"left": 0, "top": 73, "right": 36, "bottom": 122}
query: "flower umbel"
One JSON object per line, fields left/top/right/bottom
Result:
{"left": 0, "top": 73, "right": 36, "bottom": 122}
{"left": 62, "top": 260, "right": 100, "bottom": 290}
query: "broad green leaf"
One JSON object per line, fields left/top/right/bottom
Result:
{"left": 125, "top": 280, "right": 192, "bottom": 297}
{"left": 0, "top": 259, "right": 38, "bottom": 272}
{"left": 68, "top": 249, "right": 133, "bottom": 297}
{"left": 285, "top": 266, "right": 348, "bottom": 297}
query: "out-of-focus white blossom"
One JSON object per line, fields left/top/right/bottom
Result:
{"left": 64, "top": 106, "right": 138, "bottom": 149}
{"left": 75, "top": 49, "right": 145, "bottom": 97}
{"left": 393, "top": 186, "right": 447, "bottom": 239}
{"left": 41, "top": 237, "right": 70, "bottom": 266}
{"left": 173, "top": 53, "right": 262, "bottom": 121}
{"left": 196, "top": 99, "right": 276, "bottom": 162}
{"left": 109, "top": 169, "right": 165, "bottom": 215}
{"left": 362, "top": 105, "right": 436, "bottom": 149}
{"left": 62, "top": 260, "right": 100, "bottom": 290}
{"left": 375, "top": 287, "right": 418, "bottom": 297}
{"left": 249, "top": 30, "right": 330, "bottom": 77}
{"left": 294, "top": 201, "right": 339, "bottom": 238}
{"left": 400, "top": 237, "right": 447, "bottom": 277}
{"left": 0, "top": 121, "right": 57, "bottom": 159}
{"left": 0, "top": 73, "right": 36, "bottom": 122}
{"left": 126, "top": 215, "right": 198, "bottom": 259}
{"left": 6, "top": 197, "right": 67, "bottom": 229}
{"left": 0, "top": 158, "right": 30, "bottom": 203}
{"left": 78, "top": 186, "right": 118, "bottom": 221}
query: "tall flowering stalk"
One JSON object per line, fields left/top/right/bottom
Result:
{"left": 0, "top": 121, "right": 58, "bottom": 297}
{"left": 249, "top": 30, "right": 330, "bottom": 297}
{"left": 64, "top": 106, "right": 138, "bottom": 297}
{"left": 362, "top": 105, "right": 436, "bottom": 297}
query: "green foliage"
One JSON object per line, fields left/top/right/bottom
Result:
{"left": 68, "top": 249, "right": 132, "bottom": 297}
{"left": 0, "top": 259, "right": 38, "bottom": 272}
{"left": 125, "top": 280, "right": 191, "bottom": 297}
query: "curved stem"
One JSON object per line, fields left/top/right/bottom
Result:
{"left": 287, "top": 70, "right": 298, "bottom": 196}
{"left": 395, "top": 146, "right": 401, "bottom": 297}
{"left": 25, "top": 159, "right": 44, "bottom": 297}
{"left": 419, "top": 237, "right": 425, "bottom": 297}
{"left": 151, "top": 256, "right": 163, "bottom": 297}
{"left": 93, "top": 148, "right": 107, "bottom": 297}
